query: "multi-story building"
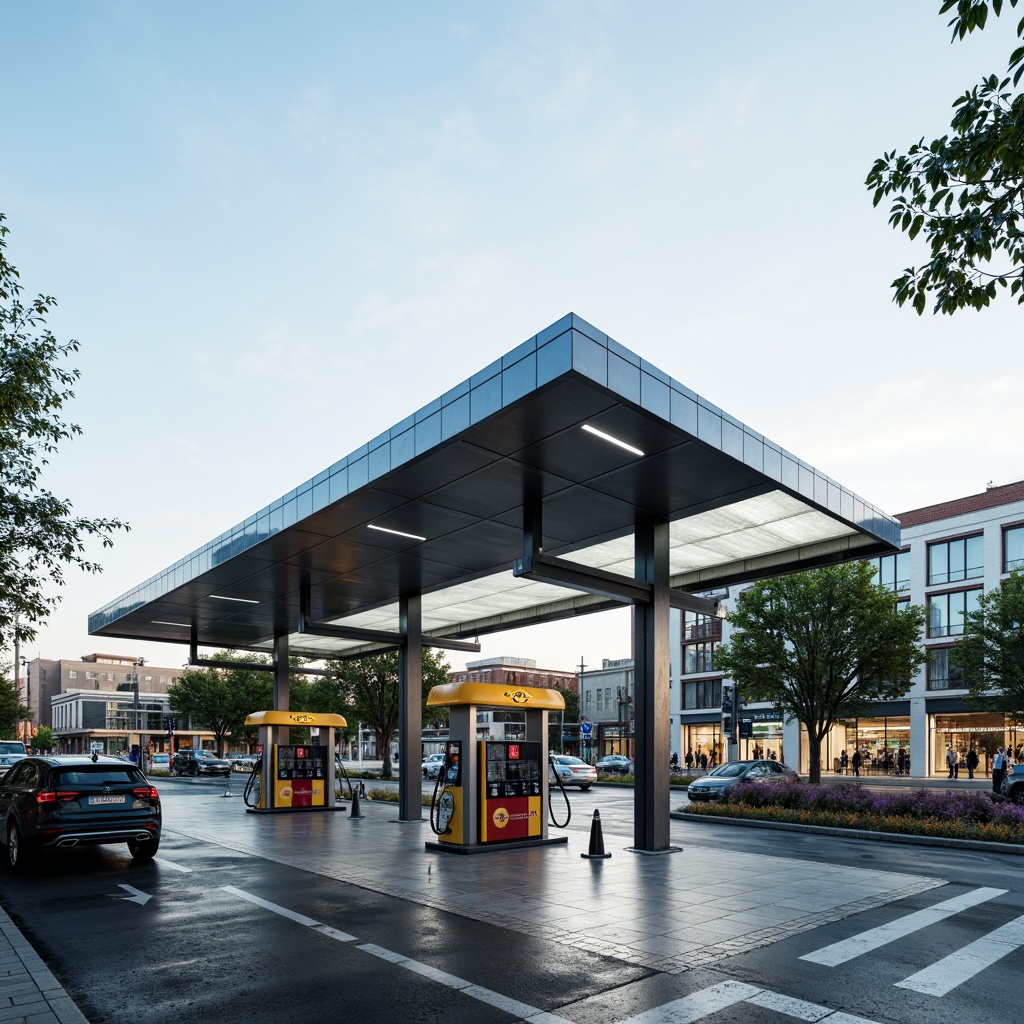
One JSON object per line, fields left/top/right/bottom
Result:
{"left": 577, "top": 658, "right": 634, "bottom": 761}
{"left": 18, "top": 653, "right": 215, "bottom": 756}
{"left": 672, "top": 479, "right": 1024, "bottom": 778}
{"left": 443, "top": 656, "right": 579, "bottom": 752}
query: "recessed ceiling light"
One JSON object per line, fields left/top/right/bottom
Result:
{"left": 368, "top": 524, "right": 427, "bottom": 542}
{"left": 581, "top": 423, "right": 645, "bottom": 457}
{"left": 210, "top": 594, "right": 260, "bottom": 604}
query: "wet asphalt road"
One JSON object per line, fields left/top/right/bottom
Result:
{"left": 2, "top": 778, "right": 1023, "bottom": 1024}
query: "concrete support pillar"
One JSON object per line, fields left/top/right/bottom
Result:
{"left": 633, "top": 519, "right": 672, "bottom": 852}
{"left": 399, "top": 592, "right": 423, "bottom": 822}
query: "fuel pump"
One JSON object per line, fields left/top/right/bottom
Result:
{"left": 242, "top": 711, "right": 347, "bottom": 813}
{"left": 428, "top": 740, "right": 463, "bottom": 840}
{"left": 423, "top": 682, "right": 568, "bottom": 854}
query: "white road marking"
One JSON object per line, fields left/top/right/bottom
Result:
{"left": 221, "top": 885, "right": 319, "bottom": 926}
{"left": 800, "top": 887, "right": 1007, "bottom": 966}
{"left": 895, "top": 912, "right": 1024, "bottom": 996}
{"left": 614, "top": 981, "right": 761, "bottom": 1024}
{"left": 745, "top": 989, "right": 833, "bottom": 1020}
{"left": 224, "top": 888, "right": 574, "bottom": 1024}
{"left": 154, "top": 857, "right": 192, "bottom": 873}
{"left": 115, "top": 883, "right": 153, "bottom": 905}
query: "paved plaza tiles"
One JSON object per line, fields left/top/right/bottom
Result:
{"left": 2, "top": 781, "right": 947, "bottom": 1022}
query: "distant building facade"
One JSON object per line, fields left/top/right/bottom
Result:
{"left": 670, "top": 480, "right": 1024, "bottom": 777}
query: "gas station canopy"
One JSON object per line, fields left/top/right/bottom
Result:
{"left": 90, "top": 312, "right": 899, "bottom": 656}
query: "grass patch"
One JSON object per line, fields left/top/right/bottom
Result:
{"left": 681, "top": 781, "right": 1024, "bottom": 844}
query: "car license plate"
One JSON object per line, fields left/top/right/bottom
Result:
{"left": 89, "top": 795, "right": 125, "bottom": 805}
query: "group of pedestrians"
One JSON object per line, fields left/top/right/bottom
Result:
{"left": 945, "top": 744, "right": 1013, "bottom": 791}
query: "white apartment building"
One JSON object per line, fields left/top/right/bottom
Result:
{"left": 672, "top": 480, "right": 1024, "bottom": 778}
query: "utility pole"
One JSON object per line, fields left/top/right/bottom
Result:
{"left": 133, "top": 658, "right": 146, "bottom": 770}
{"left": 577, "top": 656, "right": 587, "bottom": 760}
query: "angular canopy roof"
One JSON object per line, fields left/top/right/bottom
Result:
{"left": 90, "top": 314, "right": 899, "bottom": 657}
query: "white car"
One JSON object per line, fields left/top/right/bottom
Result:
{"left": 548, "top": 755, "right": 597, "bottom": 791}
{"left": 422, "top": 753, "right": 446, "bottom": 778}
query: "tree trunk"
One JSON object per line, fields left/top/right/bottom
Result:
{"left": 806, "top": 730, "right": 823, "bottom": 785}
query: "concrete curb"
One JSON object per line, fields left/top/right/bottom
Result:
{"left": 670, "top": 810, "right": 1024, "bottom": 856}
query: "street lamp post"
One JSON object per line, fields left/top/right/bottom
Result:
{"left": 19, "top": 657, "right": 30, "bottom": 747}
{"left": 133, "top": 658, "right": 146, "bottom": 770}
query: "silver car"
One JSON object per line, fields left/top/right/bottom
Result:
{"left": 687, "top": 759, "right": 799, "bottom": 802}
{"left": 548, "top": 755, "right": 597, "bottom": 791}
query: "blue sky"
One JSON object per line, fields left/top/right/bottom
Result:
{"left": 5, "top": 1, "right": 1022, "bottom": 675}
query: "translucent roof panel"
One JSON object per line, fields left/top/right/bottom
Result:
{"left": 90, "top": 313, "right": 899, "bottom": 656}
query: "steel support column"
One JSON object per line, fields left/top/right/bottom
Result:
{"left": 398, "top": 593, "right": 423, "bottom": 822}
{"left": 273, "top": 633, "right": 290, "bottom": 747}
{"left": 633, "top": 519, "right": 672, "bottom": 852}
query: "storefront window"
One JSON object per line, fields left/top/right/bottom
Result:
{"left": 929, "top": 712, "right": 1018, "bottom": 777}
{"left": 801, "top": 717, "right": 911, "bottom": 776}
{"left": 682, "top": 723, "right": 722, "bottom": 770}
{"left": 737, "top": 720, "right": 785, "bottom": 765}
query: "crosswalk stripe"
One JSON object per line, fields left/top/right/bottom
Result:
{"left": 800, "top": 886, "right": 1007, "bottom": 966}
{"left": 614, "top": 981, "right": 761, "bottom": 1024}
{"left": 895, "top": 912, "right": 1024, "bottom": 996}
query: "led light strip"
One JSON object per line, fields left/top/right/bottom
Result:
{"left": 581, "top": 423, "right": 644, "bottom": 457}
{"left": 210, "top": 594, "right": 260, "bottom": 604}
{"left": 367, "top": 523, "right": 427, "bottom": 542}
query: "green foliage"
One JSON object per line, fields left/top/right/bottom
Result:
{"left": 0, "top": 213, "right": 128, "bottom": 647}
{"left": 556, "top": 684, "right": 580, "bottom": 722}
{"left": 31, "top": 725, "right": 54, "bottom": 752}
{"left": 0, "top": 674, "right": 28, "bottom": 737}
{"left": 715, "top": 563, "right": 926, "bottom": 784}
{"left": 327, "top": 649, "right": 450, "bottom": 780}
{"left": 954, "top": 569, "right": 1024, "bottom": 722}
{"left": 167, "top": 653, "right": 274, "bottom": 754}
{"left": 865, "top": 0, "right": 1024, "bottom": 314}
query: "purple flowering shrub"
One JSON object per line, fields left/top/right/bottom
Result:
{"left": 700, "top": 781, "right": 1024, "bottom": 843}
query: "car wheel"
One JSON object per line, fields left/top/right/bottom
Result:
{"left": 189, "top": 763, "right": 199, "bottom": 777}
{"left": 1012, "top": 788, "right": 1024, "bottom": 805}
{"left": 578, "top": 784, "right": 591, "bottom": 791}
{"left": 128, "top": 836, "right": 159, "bottom": 860}
{"left": 7, "top": 820, "right": 26, "bottom": 871}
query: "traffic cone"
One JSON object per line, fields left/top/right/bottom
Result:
{"left": 581, "top": 808, "right": 611, "bottom": 859}
{"left": 349, "top": 782, "right": 364, "bottom": 818}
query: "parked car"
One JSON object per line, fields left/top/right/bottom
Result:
{"left": 1001, "top": 764, "right": 1024, "bottom": 803}
{"left": 0, "top": 741, "right": 27, "bottom": 782}
{"left": 170, "top": 749, "right": 232, "bottom": 777}
{"left": 226, "top": 753, "right": 258, "bottom": 773}
{"left": 686, "top": 759, "right": 800, "bottom": 802}
{"left": 595, "top": 754, "right": 634, "bottom": 775}
{"left": 548, "top": 755, "right": 597, "bottom": 791}
{"left": 422, "top": 753, "right": 446, "bottom": 779}
{"left": 0, "top": 754, "right": 161, "bottom": 869}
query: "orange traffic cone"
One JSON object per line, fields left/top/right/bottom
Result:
{"left": 581, "top": 808, "right": 611, "bottom": 859}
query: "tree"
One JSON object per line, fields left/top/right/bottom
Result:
{"left": 328, "top": 649, "right": 451, "bottom": 780}
{"left": 30, "top": 725, "right": 54, "bottom": 753}
{"left": 715, "top": 563, "right": 927, "bottom": 784}
{"left": 0, "top": 213, "right": 128, "bottom": 648}
{"left": 0, "top": 674, "right": 29, "bottom": 737}
{"left": 953, "top": 569, "right": 1024, "bottom": 721}
{"left": 167, "top": 654, "right": 274, "bottom": 754}
{"left": 866, "top": 0, "right": 1024, "bottom": 313}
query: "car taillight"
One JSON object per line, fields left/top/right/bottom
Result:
{"left": 36, "top": 791, "right": 78, "bottom": 804}
{"left": 133, "top": 786, "right": 159, "bottom": 800}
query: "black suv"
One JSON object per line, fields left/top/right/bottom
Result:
{"left": 0, "top": 754, "right": 161, "bottom": 869}
{"left": 171, "top": 749, "right": 232, "bottom": 777}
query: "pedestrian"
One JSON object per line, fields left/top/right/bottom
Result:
{"left": 993, "top": 746, "right": 1008, "bottom": 794}
{"left": 966, "top": 747, "right": 979, "bottom": 780}
{"left": 839, "top": 750, "right": 848, "bottom": 775}
{"left": 945, "top": 745, "right": 957, "bottom": 779}
{"left": 699, "top": 751, "right": 708, "bottom": 771}
{"left": 851, "top": 749, "right": 861, "bottom": 777}
{"left": 685, "top": 749, "right": 693, "bottom": 770}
